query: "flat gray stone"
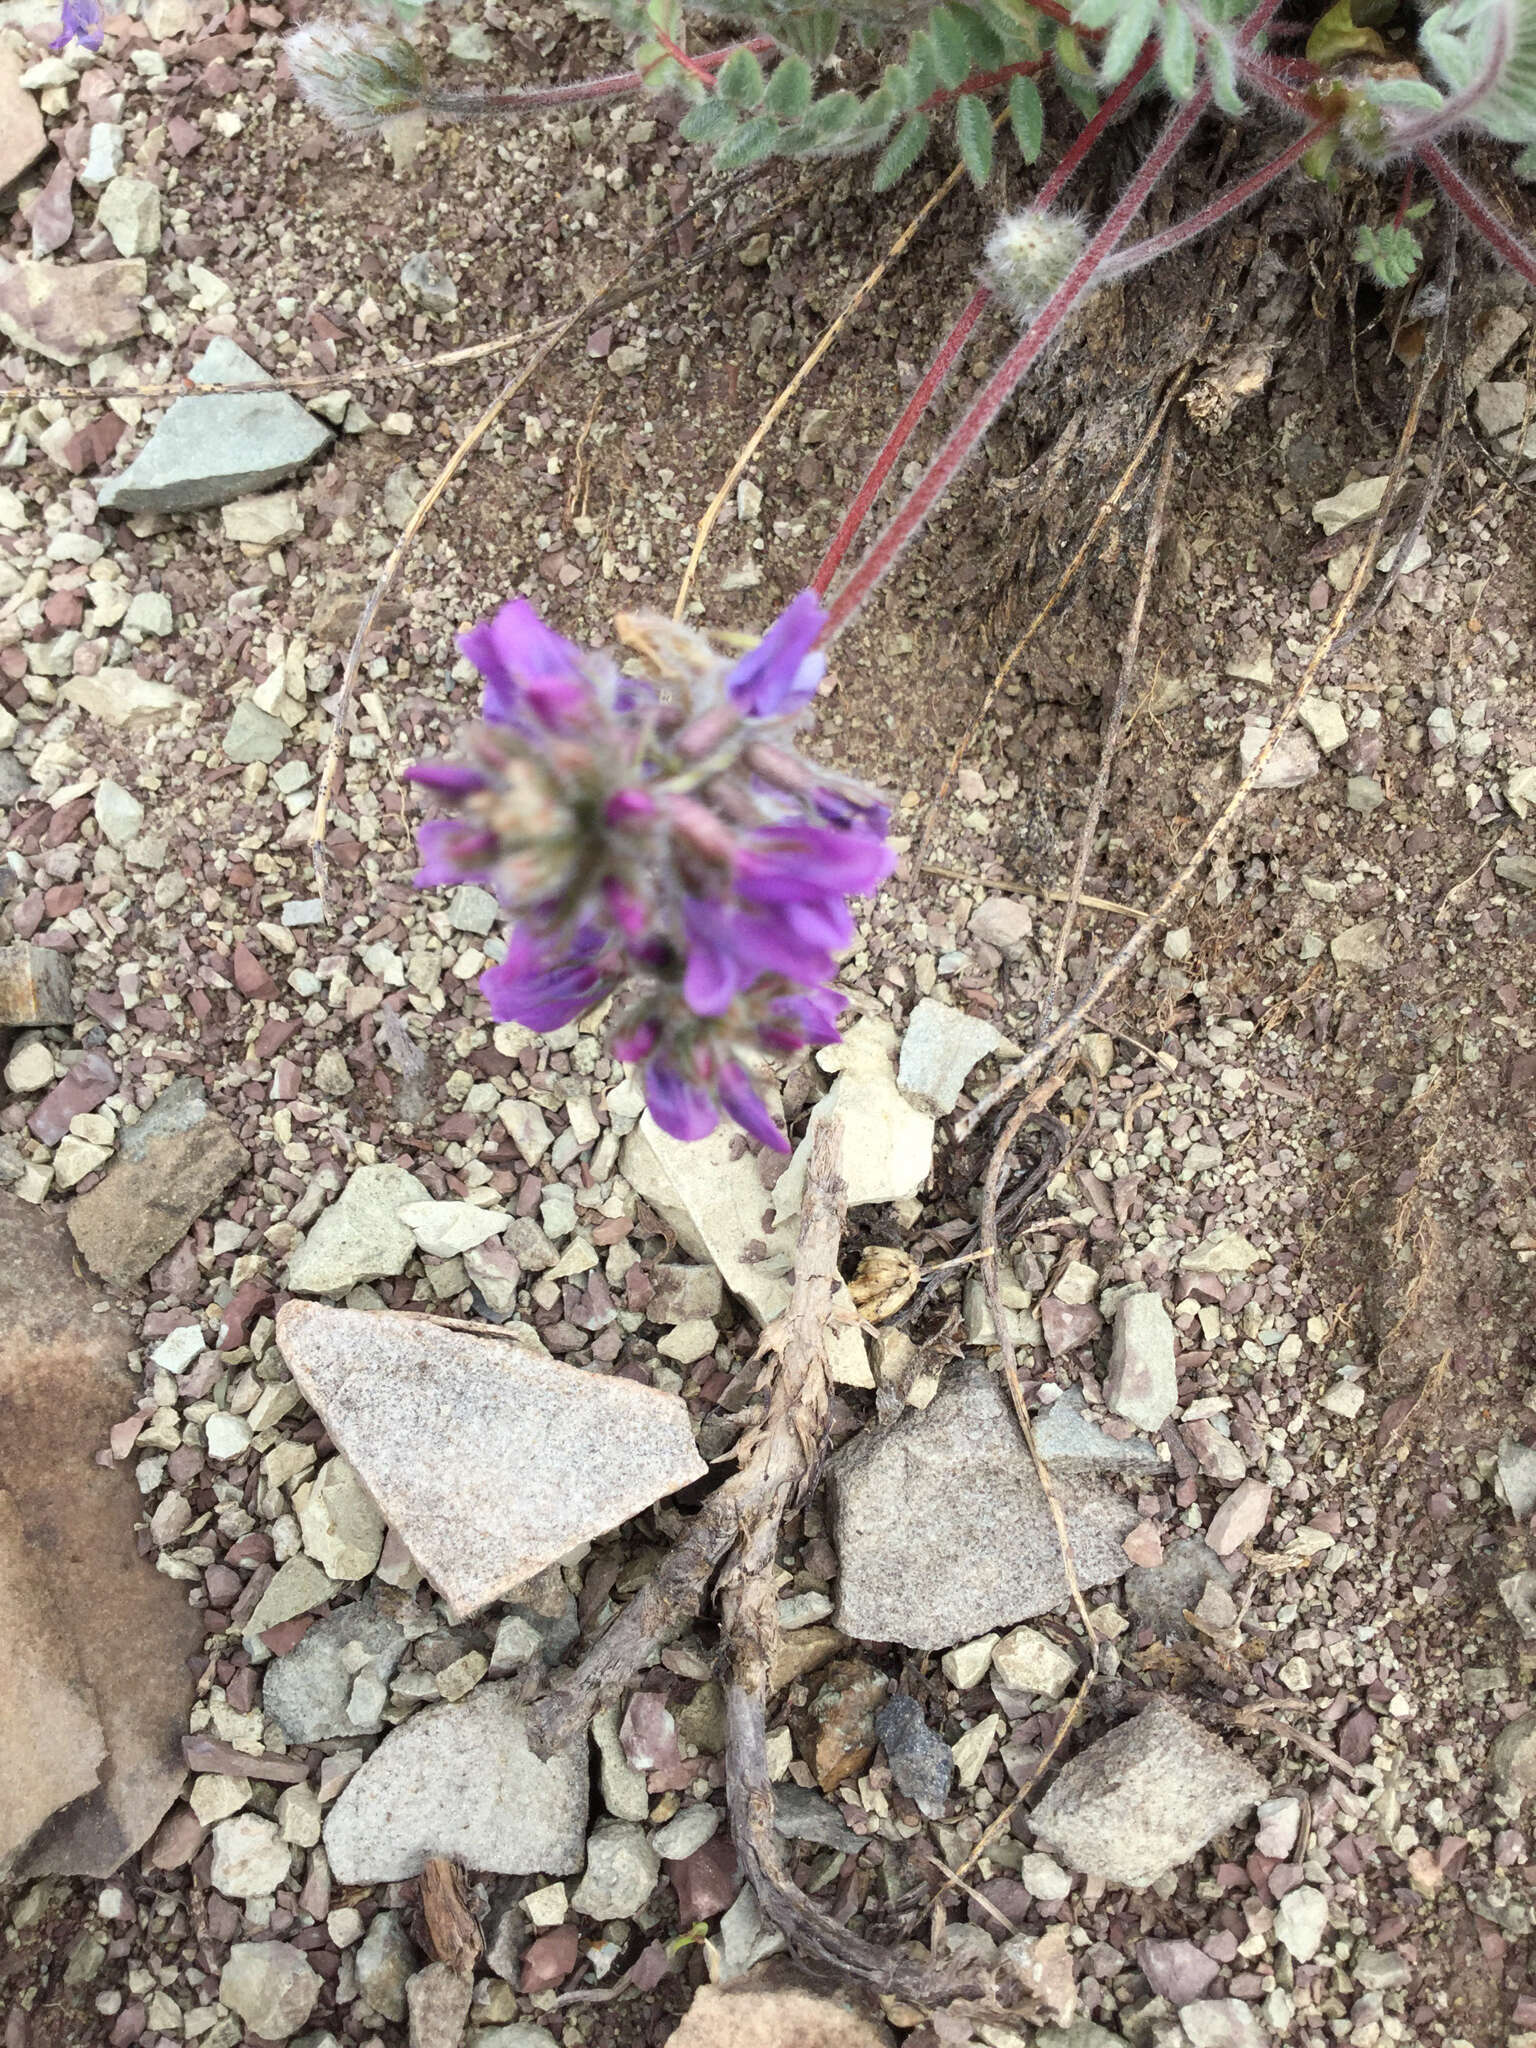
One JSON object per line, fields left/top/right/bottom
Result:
{"left": 570, "top": 1819, "right": 659, "bottom": 1918}
{"left": 896, "top": 997, "right": 1002, "bottom": 1117}
{"left": 276, "top": 1303, "right": 707, "bottom": 1620}
{"left": 285, "top": 1164, "right": 430, "bottom": 1296}
{"left": 1124, "top": 1537, "right": 1229, "bottom": 1641}
{"left": 830, "top": 1364, "right": 1139, "bottom": 1650}
{"left": 218, "top": 1942, "right": 319, "bottom": 2040}
{"left": 354, "top": 1908, "right": 415, "bottom": 2022}
{"left": 323, "top": 1683, "right": 587, "bottom": 1881}
{"left": 223, "top": 699, "right": 287, "bottom": 765}
{"left": 1030, "top": 1699, "right": 1267, "bottom": 1888}
{"left": 1034, "top": 1388, "right": 1161, "bottom": 1477}
{"left": 98, "top": 338, "right": 331, "bottom": 513}
{"left": 1105, "top": 1292, "right": 1177, "bottom": 1433}
{"left": 1499, "top": 1435, "right": 1536, "bottom": 1520}
{"left": 262, "top": 1600, "right": 407, "bottom": 1743}
{"left": 405, "top": 1962, "right": 472, "bottom": 2048}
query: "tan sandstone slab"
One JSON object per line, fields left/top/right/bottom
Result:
{"left": 67, "top": 1077, "right": 248, "bottom": 1287}
{"left": 0, "top": 1194, "right": 204, "bottom": 1878}
{"left": 275, "top": 1303, "right": 708, "bottom": 1621}
{"left": 0, "top": 257, "right": 146, "bottom": 366}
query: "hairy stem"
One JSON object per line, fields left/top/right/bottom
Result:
{"left": 1418, "top": 140, "right": 1536, "bottom": 290}
{"left": 1097, "top": 122, "right": 1323, "bottom": 284}
{"left": 822, "top": 85, "right": 1211, "bottom": 639}
{"left": 812, "top": 290, "right": 989, "bottom": 596}
{"left": 433, "top": 33, "right": 775, "bottom": 115}
{"left": 921, "top": 54, "right": 1045, "bottom": 112}
{"left": 811, "top": 45, "right": 1158, "bottom": 596}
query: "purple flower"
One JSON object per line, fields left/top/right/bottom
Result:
{"left": 644, "top": 1054, "right": 719, "bottom": 1143}
{"left": 410, "top": 592, "right": 894, "bottom": 1153}
{"left": 718, "top": 1060, "right": 789, "bottom": 1153}
{"left": 725, "top": 589, "right": 828, "bottom": 718}
{"left": 460, "top": 599, "right": 592, "bottom": 734}
{"left": 51, "top": 0, "right": 103, "bottom": 48}
{"left": 479, "top": 923, "right": 614, "bottom": 1032}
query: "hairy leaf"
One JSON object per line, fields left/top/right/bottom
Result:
{"left": 711, "top": 110, "right": 781, "bottom": 166}
{"left": 1203, "top": 31, "right": 1244, "bottom": 115}
{"left": 952, "top": 2, "right": 1005, "bottom": 67}
{"left": 1354, "top": 221, "right": 1423, "bottom": 287}
{"left": 718, "top": 47, "right": 767, "bottom": 106}
{"left": 955, "top": 91, "right": 994, "bottom": 182}
{"left": 1009, "top": 71, "right": 1044, "bottom": 157}
{"left": 765, "top": 52, "right": 813, "bottom": 115}
{"left": 1100, "top": 0, "right": 1155, "bottom": 83}
{"left": 872, "top": 109, "right": 931, "bottom": 187}
{"left": 1159, "top": 0, "right": 1198, "bottom": 99}
{"left": 930, "top": 4, "right": 974, "bottom": 88}
{"left": 678, "top": 95, "right": 740, "bottom": 143}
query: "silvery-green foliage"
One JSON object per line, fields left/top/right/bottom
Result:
{"left": 1415, "top": 0, "right": 1536, "bottom": 144}
{"left": 1066, "top": 0, "right": 1254, "bottom": 111}
{"left": 610, "top": 0, "right": 1053, "bottom": 184}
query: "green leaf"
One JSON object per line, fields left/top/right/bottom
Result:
{"left": 873, "top": 110, "right": 931, "bottom": 189}
{"left": 1362, "top": 77, "right": 1446, "bottom": 109}
{"left": 1100, "top": 0, "right": 1154, "bottom": 84}
{"left": 929, "top": 5, "right": 973, "bottom": 88}
{"left": 718, "top": 48, "right": 767, "bottom": 107}
{"left": 780, "top": 8, "right": 841, "bottom": 62}
{"left": 952, "top": 3, "right": 1004, "bottom": 67}
{"left": 1203, "top": 33, "right": 1244, "bottom": 116}
{"left": 765, "top": 53, "right": 813, "bottom": 117}
{"left": 678, "top": 96, "right": 739, "bottom": 144}
{"left": 802, "top": 88, "right": 861, "bottom": 140}
{"left": 1070, "top": 0, "right": 1121, "bottom": 31}
{"left": 1353, "top": 221, "right": 1422, "bottom": 288}
{"left": 904, "top": 31, "right": 940, "bottom": 99}
{"left": 1159, "top": 0, "right": 1197, "bottom": 99}
{"left": 1008, "top": 72, "right": 1043, "bottom": 158}
{"left": 955, "top": 92, "right": 993, "bottom": 183}
{"left": 884, "top": 58, "right": 920, "bottom": 108}
{"left": 711, "top": 112, "right": 781, "bottom": 167}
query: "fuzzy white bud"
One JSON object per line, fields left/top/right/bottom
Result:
{"left": 982, "top": 207, "right": 1090, "bottom": 325}
{"left": 284, "top": 21, "right": 427, "bottom": 136}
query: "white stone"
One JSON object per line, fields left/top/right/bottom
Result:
{"left": 1105, "top": 1291, "right": 1177, "bottom": 1433}
{"left": 3, "top": 1040, "right": 54, "bottom": 1092}
{"left": 210, "top": 1814, "right": 292, "bottom": 1898}
{"left": 623, "top": 1114, "right": 871, "bottom": 1389}
{"left": 896, "top": 997, "right": 1002, "bottom": 1117}
{"left": 324, "top": 1684, "right": 587, "bottom": 1881}
{"left": 52, "top": 1135, "right": 112, "bottom": 1189}
{"left": 298, "top": 1457, "right": 386, "bottom": 1580}
{"left": 941, "top": 1633, "right": 999, "bottom": 1691}
{"left": 991, "top": 1626, "right": 1076, "bottom": 1699}
{"left": 93, "top": 778, "right": 143, "bottom": 848}
{"left": 656, "top": 1318, "right": 716, "bottom": 1366}
{"left": 1274, "top": 1883, "right": 1328, "bottom": 1962}
{"left": 205, "top": 1412, "right": 252, "bottom": 1460}
{"left": 775, "top": 1018, "right": 933, "bottom": 1217}
{"left": 96, "top": 176, "right": 161, "bottom": 259}
{"left": 397, "top": 1200, "right": 507, "bottom": 1258}
{"left": 276, "top": 1303, "right": 706, "bottom": 1621}
{"left": 219, "top": 1942, "right": 319, "bottom": 2040}
{"left": 222, "top": 491, "right": 304, "bottom": 547}
{"left": 286, "top": 1164, "right": 430, "bottom": 1295}
{"left": 1297, "top": 697, "right": 1349, "bottom": 753}
{"left": 1311, "top": 474, "right": 1389, "bottom": 535}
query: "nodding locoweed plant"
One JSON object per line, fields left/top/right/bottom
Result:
{"left": 281, "top": 0, "right": 1536, "bottom": 1141}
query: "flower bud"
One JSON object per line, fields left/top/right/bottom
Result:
{"left": 284, "top": 21, "right": 427, "bottom": 136}
{"left": 982, "top": 207, "right": 1089, "bottom": 326}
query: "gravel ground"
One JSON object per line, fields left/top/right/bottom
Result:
{"left": 3, "top": 0, "right": 1536, "bottom": 2044}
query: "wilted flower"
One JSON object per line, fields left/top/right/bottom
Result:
{"left": 51, "top": 0, "right": 103, "bottom": 51}
{"left": 408, "top": 592, "right": 894, "bottom": 1149}
{"left": 284, "top": 20, "right": 427, "bottom": 135}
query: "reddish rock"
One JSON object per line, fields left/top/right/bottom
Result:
{"left": 29, "top": 1050, "right": 116, "bottom": 1145}
{"left": 796, "top": 1659, "right": 889, "bottom": 1796}
{"left": 668, "top": 1834, "right": 739, "bottom": 1923}
{"left": 231, "top": 942, "right": 279, "bottom": 1000}
{"left": 0, "top": 1195, "right": 203, "bottom": 1877}
{"left": 521, "top": 1925, "right": 580, "bottom": 1993}
{"left": 0, "top": 256, "right": 147, "bottom": 367}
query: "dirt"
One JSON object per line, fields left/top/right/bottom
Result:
{"left": 3, "top": 0, "right": 1536, "bottom": 2042}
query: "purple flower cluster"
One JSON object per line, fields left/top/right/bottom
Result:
{"left": 51, "top": 0, "right": 103, "bottom": 50}
{"left": 407, "top": 592, "right": 895, "bottom": 1150}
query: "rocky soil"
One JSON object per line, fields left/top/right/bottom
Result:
{"left": 2, "top": 0, "right": 1536, "bottom": 2045}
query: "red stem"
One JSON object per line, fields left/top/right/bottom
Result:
{"left": 812, "top": 290, "right": 989, "bottom": 597}
{"left": 1418, "top": 141, "right": 1536, "bottom": 291}
{"left": 475, "top": 34, "right": 776, "bottom": 110}
{"left": 921, "top": 56, "right": 1045, "bottom": 113}
{"left": 822, "top": 86, "right": 1213, "bottom": 639}
{"left": 1392, "top": 162, "right": 1414, "bottom": 228}
{"left": 810, "top": 46, "right": 1159, "bottom": 596}
{"left": 1098, "top": 122, "right": 1322, "bottom": 282}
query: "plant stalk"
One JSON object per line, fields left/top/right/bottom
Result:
{"left": 1418, "top": 140, "right": 1536, "bottom": 290}
{"left": 1097, "top": 121, "right": 1323, "bottom": 283}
